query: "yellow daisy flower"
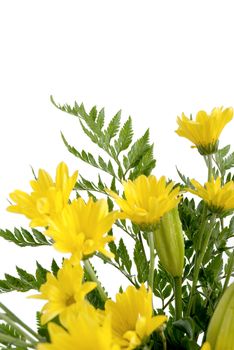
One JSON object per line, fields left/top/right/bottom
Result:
{"left": 31, "top": 260, "right": 96, "bottom": 325}
{"left": 201, "top": 343, "right": 211, "bottom": 350}
{"left": 176, "top": 107, "right": 233, "bottom": 155}
{"left": 38, "top": 303, "right": 120, "bottom": 350}
{"left": 107, "top": 175, "right": 180, "bottom": 230}
{"left": 45, "top": 197, "right": 117, "bottom": 263}
{"left": 105, "top": 284, "right": 167, "bottom": 350}
{"left": 7, "top": 162, "right": 78, "bottom": 227}
{"left": 188, "top": 177, "right": 234, "bottom": 213}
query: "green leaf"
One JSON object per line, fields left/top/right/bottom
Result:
{"left": 129, "top": 145, "right": 156, "bottom": 180}
{"left": 61, "top": 133, "right": 116, "bottom": 177}
{"left": 114, "top": 117, "right": 133, "bottom": 154}
{"left": 173, "top": 318, "right": 195, "bottom": 339}
{"left": 36, "top": 312, "right": 50, "bottom": 340}
{"left": 176, "top": 167, "right": 193, "bottom": 188}
{"left": 0, "top": 227, "right": 51, "bottom": 247}
{"left": 75, "top": 174, "right": 107, "bottom": 194}
{"left": 224, "top": 151, "right": 234, "bottom": 170}
{"left": 15, "top": 267, "right": 38, "bottom": 289}
{"left": 123, "top": 129, "right": 153, "bottom": 172}
{"left": 83, "top": 262, "right": 106, "bottom": 309}
{"left": 105, "top": 111, "right": 121, "bottom": 141}
{"left": 134, "top": 240, "right": 149, "bottom": 283}
{"left": 118, "top": 238, "right": 132, "bottom": 274}
{"left": 0, "top": 323, "right": 25, "bottom": 342}
{"left": 35, "top": 262, "right": 48, "bottom": 287}
{"left": 96, "top": 108, "right": 105, "bottom": 130}
{"left": 0, "top": 262, "right": 50, "bottom": 294}
{"left": 51, "top": 259, "right": 60, "bottom": 277}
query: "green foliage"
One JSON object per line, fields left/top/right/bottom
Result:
{"left": 214, "top": 144, "right": 234, "bottom": 177}
{"left": 0, "top": 323, "right": 24, "bottom": 341}
{"left": 134, "top": 240, "right": 149, "bottom": 283}
{"left": 36, "top": 312, "right": 50, "bottom": 341}
{"left": 51, "top": 97, "right": 156, "bottom": 182}
{"left": 117, "top": 238, "right": 132, "bottom": 274}
{"left": 83, "top": 262, "right": 107, "bottom": 309}
{"left": 0, "top": 228, "right": 51, "bottom": 247}
{"left": 0, "top": 260, "right": 60, "bottom": 293}
{"left": 3, "top": 100, "right": 234, "bottom": 349}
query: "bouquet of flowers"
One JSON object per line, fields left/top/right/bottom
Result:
{"left": 0, "top": 99, "right": 234, "bottom": 350}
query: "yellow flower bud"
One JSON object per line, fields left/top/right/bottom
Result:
{"left": 206, "top": 283, "right": 234, "bottom": 350}
{"left": 153, "top": 207, "right": 184, "bottom": 277}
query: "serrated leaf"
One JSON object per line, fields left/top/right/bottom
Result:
{"left": 134, "top": 240, "right": 149, "bottom": 283}
{"left": 51, "top": 259, "right": 60, "bottom": 277}
{"left": 118, "top": 238, "right": 132, "bottom": 274}
{"left": 35, "top": 262, "right": 48, "bottom": 288}
{"left": 0, "top": 227, "right": 51, "bottom": 247}
{"left": 105, "top": 111, "right": 121, "bottom": 141}
{"left": 224, "top": 151, "right": 234, "bottom": 170}
{"left": 83, "top": 262, "right": 107, "bottom": 309}
{"left": 129, "top": 145, "right": 156, "bottom": 180}
{"left": 124, "top": 129, "right": 152, "bottom": 172}
{"left": 75, "top": 174, "right": 106, "bottom": 194}
{"left": 115, "top": 117, "right": 133, "bottom": 154}
{"left": 15, "top": 267, "right": 37, "bottom": 289}
{"left": 96, "top": 108, "right": 105, "bottom": 130}
{"left": 176, "top": 167, "right": 193, "bottom": 187}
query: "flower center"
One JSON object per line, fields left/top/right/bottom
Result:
{"left": 66, "top": 295, "right": 76, "bottom": 306}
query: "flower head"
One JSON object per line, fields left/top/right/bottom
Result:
{"left": 107, "top": 175, "right": 180, "bottom": 230}
{"left": 7, "top": 162, "right": 78, "bottom": 227}
{"left": 105, "top": 284, "right": 167, "bottom": 350}
{"left": 31, "top": 260, "right": 96, "bottom": 325}
{"left": 206, "top": 283, "right": 234, "bottom": 350}
{"left": 201, "top": 343, "right": 211, "bottom": 350}
{"left": 45, "top": 197, "right": 117, "bottom": 263}
{"left": 188, "top": 177, "right": 234, "bottom": 213}
{"left": 176, "top": 107, "right": 233, "bottom": 155}
{"left": 38, "top": 304, "right": 120, "bottom": 350}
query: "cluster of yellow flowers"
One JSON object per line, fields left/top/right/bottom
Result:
{"left": 7, "top": 164, "right": 175, "bottom": 349}
{"left": 7, "top": 106, "right": 234, "bottom": 349}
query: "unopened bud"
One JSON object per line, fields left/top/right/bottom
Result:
{"left": 206, "top": 283, "right": 234, "bottom": 350}
{"left": 153, "top": 207, "right": 184, "bottom": 277}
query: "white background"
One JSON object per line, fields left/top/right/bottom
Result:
{"left": 1, "top": 0, "right": 234, "bottom": 326}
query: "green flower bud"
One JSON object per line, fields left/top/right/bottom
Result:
{"left": 206, "top": 283, "right": 234, "bottom": 350}
{"left": 153, "top": 207, "right": 184, "bottom": 277}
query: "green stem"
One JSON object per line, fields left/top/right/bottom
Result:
{"left": 222, "top": 249, "right": 234, "bottom": 294}
{"left": 0, "top": 313, "right": 37, "bottom": 344}
{"left": 0, "top": 302, "right": 42, "bottom": 341}
{"left": 207, "top": 154, "right": 213, "bottom": 181}
{"left": 95, "top": 252, "right": 137, "bottom": 287}
{"left": 196, "top": 204, "right": 208, "bottom": 252}
{"left": 174, "top": 276, "right": 182, "bottom": 320}
{"left": 83, "top": 259, "right": 107, "bottom": 302}
{"left": 159, "top": 330, "right": 167, "bottom": 350}
{"left": 148, "top": 232, "right": 155, "bottom": 294}
{"left": 186, "top": 214, "right": 216, "bottom": 316}
{"left": 0, "top": 333, "right": 35, "bottom": 349}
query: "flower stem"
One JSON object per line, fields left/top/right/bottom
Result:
{"left": 0, "top": 313, "right": 37, "bottom": 344}
{"left": 222, "top": 249, "right": 234, "bottom": 295}
{"left": 83, "top": 259, "right": 107, "bottom": 302}
{"left": 159, "top": 330, "right": 167, "bottom": 350}
{"left": 186, "top": 214, "right": 216, "bottom": 316}
{"left": 0, "top": 302, "right": 42, "bottom": 341}
{"left": 174, "top": 276, "right": 182, "bottom": 320}
{"left": 207, "top": 154, "right": 213, "bottom": 181}
{"left": 0, "top": 333, "right": 35, "bottom": 349}
{"left": 148, "top": 232, "right": 155, "bottom": 294}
